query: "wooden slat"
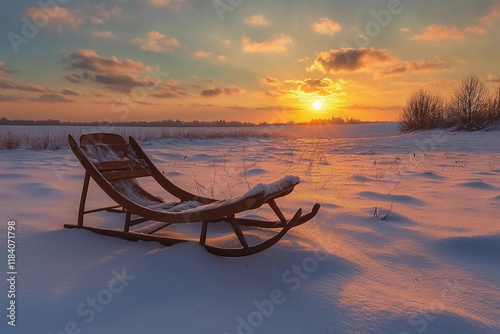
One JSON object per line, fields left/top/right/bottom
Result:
{"left": 94, "top": 159, "right": 147, "bottom": 172}
{"left": 80, "top": 133, "right": 126, "bottom": 146}
{"left": 102, "top": 168, "right": 152, "bottom": 181}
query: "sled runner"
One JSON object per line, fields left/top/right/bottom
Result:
{"left": 64, "top": 133, "right": 320, "bottom": 257}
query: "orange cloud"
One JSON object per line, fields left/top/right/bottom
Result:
{"left": 148, "top": 0, "right": 185, "bottom": 7}
{"left": 201, "top": 85, "right": 246, "bottom": 97}
{"left": 194, "top": 51, "right": 227, "bottom": 62}
{"left": 86, "top": 4, "right": 124, "bottom": 24}
{"left": 242, "top": 34, "right": 293, "bottom": 53}
{"left": 312, "top": 18, "right": 342, "bottom": 35}
{"left": 309, "top": 48, "right": 450, "bottom": 78}
{"left": 25, "top": 7, "right": 82, "bottom": 29}
{"left": 29, "top": 94, "right": 72, "bottom": 103}
{"left": 152, "top": 81, "right": 188, "bottom": 98}
{"left": 292, "top": 78, "right": 344, "bottom": 96}
{"left": 244, "top": 14, "right": 270, "bottom": 26}
{"left": 486, "top": 74, "right": 500, "bottom": 83}
{"left": 411, "top": 24, "right": 465, "bottom": 41}
{"left": 93, "top": 30, "right": 115, "bottom": 38}
{"left": 0, "top": 79, "right": 55, "bottom": 93}
{"left": 62, "top": 49, "right": 150, "bottom": 73}
{"left": 259, "top": 77, "right": 280, "bottom": 85}
{"left": 465, "top": 25, "right": 487, "bottom": 35}
{"left": 133, "top": 31, "right": 181, "bottom": 53}
{"left": 480, "top": 3, "right": 500, "bottom": 26}
{"left": 375, "top": 59, "right": 450, "bottom": 78}
{"left": 195, "top": 50, "right": 213, "bottom": 58}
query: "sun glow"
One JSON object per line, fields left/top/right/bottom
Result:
{"left": 313, "top": 100, "right": 323, "bottom": 110}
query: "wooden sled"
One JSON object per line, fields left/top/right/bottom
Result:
{"left": 64, "top": 133, "right": 320, "bottom": 257}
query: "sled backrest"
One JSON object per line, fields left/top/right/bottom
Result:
{"left": 79, "top": 133, "right": 162, "bottom": 206}
{"left": 80, "top": 133, "right": 152, "bottom": 181}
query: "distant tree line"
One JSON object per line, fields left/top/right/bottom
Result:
{"left": 0, "top": 116, "right": 367, "bottom": 127}
{"left": 298, "top": 117, "right": 366, "bottom": 125}
{"left": 0, "top": 117, "right": 258, "bottom": 128}
{"left": 399, "top": 74, "right": 500, "bottom": 132}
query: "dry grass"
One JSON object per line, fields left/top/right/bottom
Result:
{"left": 0, "top": 128, "right": 281, "bottom": 151}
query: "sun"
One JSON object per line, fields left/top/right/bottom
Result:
{"left": 313, "top": 100, "right": 323, "bottom": 110}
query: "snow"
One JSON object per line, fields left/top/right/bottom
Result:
{"left": 1, "top": 124, "right": 500, "bottom": 333}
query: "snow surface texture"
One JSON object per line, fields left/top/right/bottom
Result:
{"left": 1, "top": 124, "right": 499, "bottom": 334}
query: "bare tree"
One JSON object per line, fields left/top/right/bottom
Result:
{"left": 398, "top": 89, "right": 444, "bottom": 132}
{"left": 448, "top": 74, "right": 489, "bottom": 129}
{"left": 487, "top": 86, "right": 500, "bottom": 123}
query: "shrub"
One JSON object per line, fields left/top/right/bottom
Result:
{"left": 486, "top": 86, "right": 500, "bottom": 125}
{"left": 447, "top": 74, "right": 490, "bottom": 130}
{"left": 398, "top": 89, "right": 445, "bottom": 133}
{"left": 0, "top": 133, "right": 21, "bottom": 150}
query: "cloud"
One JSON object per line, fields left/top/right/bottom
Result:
{"left": 61, "top": 50, "right": 160, "bottom": 93}
{"left": 308, "top": 48, "right": 393, "bottom": 73}
{"left": 61, "top": 88, "right": 79, "bottom": 96}
{"left": 0, "top": 61, "right": 5, "bottom": 74}
{"left": 465, "top": 25, "right": 487, "bottom": 35}
{"left": 374, "top": 59, "right": 450, "bottom": 78}
{"left": 201, "top": 85, "right": 245, "bottom": 97}
{"left": 86, "top": 4, "right": 125, "bottom": 24}
{"left": 400, "top": 27, "right": 412, "bottom": 33}
{"left": 0, "top": 94, "right": 22, "bottom": 102}
{"left": 62, "top": 49, "right": 150, "bottom": 73}
{"left": 411, "top": 24, "right": 465, "bottom": 41}
{"left": 244, "top": 14, "right": 270, "bottom": 26}
{"left": 25, "top": 7, "right": 83, "bottom": 30}
{"left": 341, "top": 104, "right": 403, "bottom": 112}
{"left": 82, "top": 72, "right": 152, "bottom": 93}
{"left": 312, "top": 18, "right": 342, "bottom": 35}
{"left": 281, "top": 78, "right": 345, "bottom": 100}
{"left": 195, "top": 50, "right": 213, "bottom": 58}
{"left": 308, "top": 48, "right": 450, "bottom": 78}
{"left": 259, "top": 77, "right": 280, "bottom": 85}
{"left": 486, "top": 74, "right": 500, "bottom": 83}
{"left": 133, "top": 31, "right": 181, "bottom": 53}
{"left": 242, "top": 34, "right": 293, "bottom": 53}
{"left": 194, "top": 50, "right": 227, "bottom": 62}
{"left": 295, "top": 78, "right": 342, "bottom": 96}
{"left": 0, "top": 79, "right": 55, "bottom": 93}
{"left": 152, "top": 80, "right": 188, "bottom": 98}
{"left": 227, "top": 105, "right": 302, "bottom": 112}
{"left": 148, "top": 0, "right": 185, "bottom": 7}
{"left": 480, "top": 3, "right": 500, "bottom": 26}
{"left": 29, "top": 94, "right": 72, "bottom": 103}
{"left": 93, "top": 30, "right": 115, "bottom": 38}
{"left": 65, "top": 74, "right": 82, "bottom": 84}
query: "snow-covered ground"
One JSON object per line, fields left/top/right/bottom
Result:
{"left": 1, "top": 124, "right": 499, "bottom": 333}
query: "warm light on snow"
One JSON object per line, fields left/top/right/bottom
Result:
{"left": 1, "top": 123, "right": 499, "bottom": 333}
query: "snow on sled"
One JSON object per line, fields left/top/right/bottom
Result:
{"left": 64, "top": 133, "right": 320, "bottom": 257}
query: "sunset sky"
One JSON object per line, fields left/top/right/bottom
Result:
{"left": 1, "top": 0, "right": 499, "bottom": 123}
